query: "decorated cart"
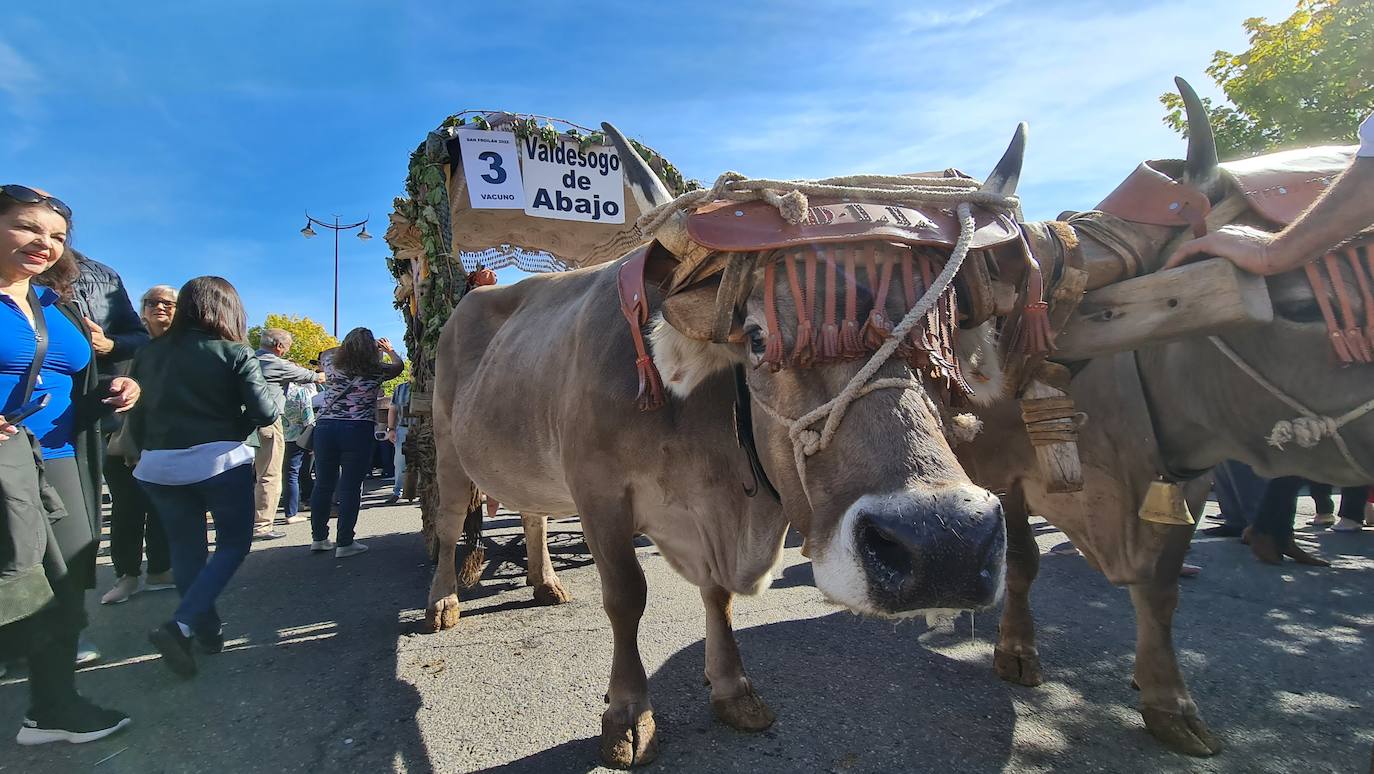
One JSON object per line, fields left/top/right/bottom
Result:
{"left": 384, "top": 112, "right": 694, "bottom": 556}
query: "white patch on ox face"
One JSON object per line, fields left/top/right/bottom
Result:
{"left": 957, "top": 321, "right": 1005, "bottom": 407}
{"left": 811, "top": 492, "right": 936, "bottom": 619}
{"left": 648, "top": 313, "right": 746, "bottom": 400}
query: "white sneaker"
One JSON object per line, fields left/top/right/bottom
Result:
{"left": 283, "top": 514, "right": 308, "bottom": 525}
{"left": 335, "top": 542, "right": 369, "bottom": 558}
{"left": 1312, "top": 511, "right": 1337, "bottom": 527}
{"left": 310, "top": 540, "right": 335, "bottom": 553}
{"left": 99, "top": 576, "right": 140, "bottom": 605}
{"left": 1331, "top": 517, "right": 1365, "bottom": 533}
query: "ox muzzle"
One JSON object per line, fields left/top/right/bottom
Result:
{"left": 815, "top": 486, "right": 1006, "bottom": 616}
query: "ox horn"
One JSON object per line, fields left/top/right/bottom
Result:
{"left": 980, "top": 122, "right": 1027, "bottom": 195}
{"left": 1175, "top": 77, "right": 1219, "bottom": 190}
{"left": 602, "top": 122, "right": 673, "bottom": 210}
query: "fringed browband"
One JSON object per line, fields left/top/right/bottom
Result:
{"left": 759, "top": 241, "right": 973, "bottom": 397}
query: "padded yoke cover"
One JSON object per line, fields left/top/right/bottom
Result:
{"left": 1221, "top": 145, "right": 1356, "bottom": 226}
{"left": 686, "top": 198, "right": 1021, "bottom": 253}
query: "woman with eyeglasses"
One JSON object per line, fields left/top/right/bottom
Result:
{"left": 0, "top": 184, "right": 141, "bottom": 745}
{"left": 99, "top": 284, "right": 180, "bottom": 606}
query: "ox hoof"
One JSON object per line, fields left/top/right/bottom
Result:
{"left": 426, "top": 595, "right": 460, "bottom": 632}
{"left": 600, "top": 707, "right": 657, "bottom": 769}
{"left": 993, "top": 646, "right": 1043, "bottom": 687}
{"left": 532, "top": 580, "right": 572, "bottom": 606}
{"left": 1142, "top": 707, "right": 1223, "bottom": 757}
{"left": 711, "top": 685, "right": 776, "bottom": 732}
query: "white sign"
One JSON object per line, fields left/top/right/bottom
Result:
{"left": 519, "top": 136, "right": 625, "bottom": 224}
{"left": 457, "top": 130, "right": 524, "bottom": 209}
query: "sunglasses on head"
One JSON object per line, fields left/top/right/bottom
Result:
{"left": 2, "top": 185, "right": 72, "bottom": 221}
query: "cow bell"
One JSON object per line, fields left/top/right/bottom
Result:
{"left": 1137, "top": 479, "right": 1193, "bottom": 526}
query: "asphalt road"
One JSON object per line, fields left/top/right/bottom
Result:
{"left": 2, "top": 480, "right": 1370, "bottom": 774}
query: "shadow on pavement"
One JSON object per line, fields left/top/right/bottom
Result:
{"left": 1, "top": 528, "right": 439, "bottom": 774}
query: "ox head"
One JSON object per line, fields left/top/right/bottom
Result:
{"left": 1062, "top": 79, "right": 1374, "bottom": 481}
{"left": 604, "top": 123, "right": 1011, "bottom": 616}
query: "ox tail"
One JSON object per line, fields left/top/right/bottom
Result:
{"left": 457, "top": 485, "right": 486, "bottom": 589}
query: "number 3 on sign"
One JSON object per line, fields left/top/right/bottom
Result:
{"left": 457, "top": 129, "right": 525, "bottom": 209}
{"left": 478, "top": 151, "right": 506, "bottom": 185}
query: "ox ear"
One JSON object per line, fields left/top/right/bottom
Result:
{"left": 661, "top": 276, "right": 730, "bottom": 342}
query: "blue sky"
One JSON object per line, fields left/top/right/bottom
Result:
{"left": 1, "top": 0, "right": 1296, "bottom": 355}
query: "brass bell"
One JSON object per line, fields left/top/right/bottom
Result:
{"left": 1138, "top": 479, "right": 1194, "bottom": 525}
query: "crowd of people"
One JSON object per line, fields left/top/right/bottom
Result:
{"left": 0, "top": 185, "right": 411, "bottom": 744}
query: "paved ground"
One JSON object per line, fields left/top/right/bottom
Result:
{"left": 2, "top": 480, "right": 1371, "bottom": 774}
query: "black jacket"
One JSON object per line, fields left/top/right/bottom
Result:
{"left": 71, "top": 251, "right": 150, "bottom": 367}
{"left": 129, "top": 329, "right": 278, "bottom": 452}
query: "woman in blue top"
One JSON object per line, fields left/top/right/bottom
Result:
{"left": 0, "top": 185, "right": 140, "bottom": 746}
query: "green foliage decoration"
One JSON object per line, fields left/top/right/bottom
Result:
{"left": 1161, "top": 0, "right": 1374, "bottom": 159}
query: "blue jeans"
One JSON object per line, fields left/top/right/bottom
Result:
{"left": 392, "top": 425, "right": 408, "bottom": 497}
{"left": 282, "top": 441, "right": 310, "bottom": 517}
{"left": 139, "top": 464, "right": 255, "bottom": 636}
{"left": 310, "top": 419, "right": 375, "bottom": 546}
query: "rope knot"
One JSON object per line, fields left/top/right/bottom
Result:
{"left": 1266, "top": 415, "right": 1338, "bottom": 450}
{"left": 796, "top": 428, "right": 823, "bottom": 456}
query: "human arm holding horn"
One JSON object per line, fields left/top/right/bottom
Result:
{"left": 1164, "top": 113, "right": 1374, "bottom": 276}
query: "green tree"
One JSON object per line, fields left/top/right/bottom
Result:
{"left": 247, "top": 314, "right": 339, "bottom": 366}
{"left": 383, "top": 360, "right": 410, "bottom": 397}
{"left": 1161, "top": 0, "right": 1374, "bottom": 159}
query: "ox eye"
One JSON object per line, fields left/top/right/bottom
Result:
{"left": 745, "top": 326, "right": 767, "bottom": 355}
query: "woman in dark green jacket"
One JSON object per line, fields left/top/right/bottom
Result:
{"left": 128, "top": 276, "right": 277, "bottom": 679}
{"left": 0, "top": 185, "right": 140, "bottom": 745}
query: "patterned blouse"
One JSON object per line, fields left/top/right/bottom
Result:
{"left": 316, "top": 349, "right": 404, "bottom": 423}
{"left": 282, "top": 382, "right": 316, "bottom": 442}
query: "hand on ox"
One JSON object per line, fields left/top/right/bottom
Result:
{"left": 1163, "top": 224, "right": 1277, "bottom": 275}
{"left": 103, "top": 376, "right": 141, "bottom": 412}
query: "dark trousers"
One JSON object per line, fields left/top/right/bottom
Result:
{"left": 1212, "top": 460, "right": 1267, "bottom": 529}
{"left": 139, "top": 464, "right": 254, "bottom": 636}
{"left": 1255, "top": 476, "right": 1309, "bottom": 542}
{"left": 310, "top": 419, "right": 374, "bottom": 547}
{"left": 4, "top": 457, "right": 93, "bottom": 719}
{"left": 282, "top": 441, "right": 312, "bottom": 517}
{"left": 105, "top": 456, "right": 170, "bottom": 577}
{"left": 1305, "top": 482, "right": 1369, "bottom": 520}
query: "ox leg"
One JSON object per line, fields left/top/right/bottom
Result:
{"left": 700, "top": 584, "right": 775, "bottom": 731}
{"left": 1128, "top": 525, "right": 1223, "bottom": 757}
{"left": 994, "top": 483, "right": 1043, "bottom": 686}
{"left": 521, "top": 513, "right": 572, "bottom": 605}
{"left": 582, "top": 515, "right": 657, "bottom": 768}
{"left": 425, "top": 441, "right": 470, "bottom": 632}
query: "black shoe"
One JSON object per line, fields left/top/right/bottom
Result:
{"left": 148, "top": 622, "right": 197, "bottom": 678}
{"left": 1203, "top": 524, "right": 1246, "bottom": 538}
{"left": 195, "top": 629, "right": 225, "bottom": 654}
{"left": 17, "top": 696, "right": 130, "bottom": 745}
{"left": 383, "top": 494, "right": 399, "bottom": 505}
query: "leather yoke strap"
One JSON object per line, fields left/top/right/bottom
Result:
{"left": 1304, "top": 261, "right": 1353, "bottom": 364}
{"left": 617, "top": 248, "right": 666, "bottom": 411}
{"left": 1096, "top": 162, "right": 1211, "bottom": 237}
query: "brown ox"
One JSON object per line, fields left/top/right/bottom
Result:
{"left": 425, "top": 126, "right": 1017, "bottom": 767}
{"left": 965, "top": 79, "right": 1374, "bottom": 757}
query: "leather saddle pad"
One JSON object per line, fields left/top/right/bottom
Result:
{"left": 686, "top": 198, "right": 1021, "bottom": 253}
{"left": 1220, "top": 145, "right": 1357, "bottom": 226}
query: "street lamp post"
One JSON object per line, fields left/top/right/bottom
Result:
{"left": 300, "top": 213, "right": 372, "bottom": 337}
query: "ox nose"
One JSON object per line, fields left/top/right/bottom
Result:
{"left": 854, "top": 486, "right": 1005, "bottom": 613}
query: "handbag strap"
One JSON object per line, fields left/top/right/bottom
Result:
{"left": 20, "top": 285, "right": 50, "bottom": 405}
{"left": 318, "top": 376, "right": 362, "bottom": 418}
